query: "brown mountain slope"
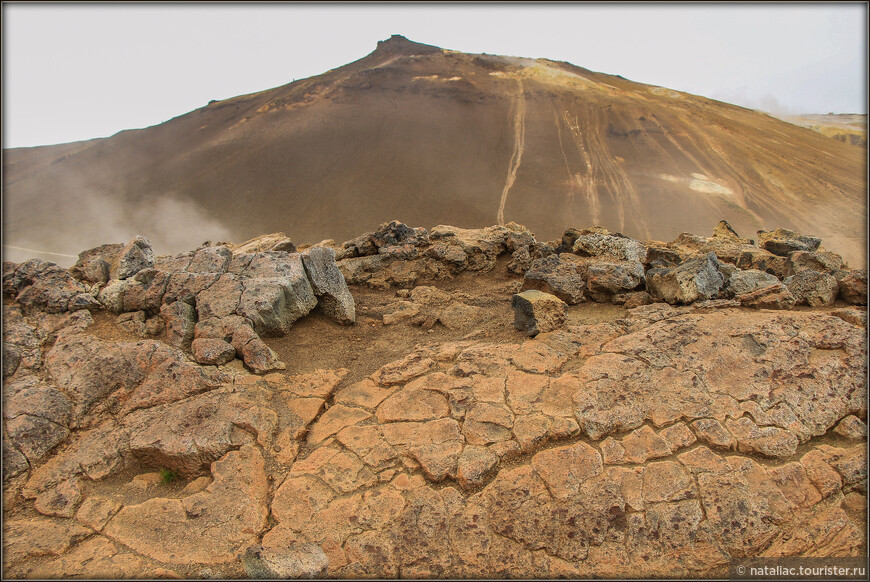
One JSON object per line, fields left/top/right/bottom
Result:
{"left": 3, "top": 35, "right": 866, "bottom": 267}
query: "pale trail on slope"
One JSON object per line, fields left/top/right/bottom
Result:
{"left": 497, "top": 78, "right": 526, "bottom": 226}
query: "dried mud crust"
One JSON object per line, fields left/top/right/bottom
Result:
{"left": 3, "top": 268, "right": 867, "bottom": 579}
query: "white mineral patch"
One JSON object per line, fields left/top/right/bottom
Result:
{"left": 689, "top": 179, "right": 733, "bottom": 195}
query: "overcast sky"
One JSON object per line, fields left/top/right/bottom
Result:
{"left": 2, "top": 2, "right": 867, "bottom": 148}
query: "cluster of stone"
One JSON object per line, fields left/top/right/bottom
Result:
{"left": 4, "top": 234, "right": 355, "bottom": 375}
{"left": 326, "top": 220, "right": 866, "bottom": 334}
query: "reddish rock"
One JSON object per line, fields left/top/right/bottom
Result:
{"left": 376, "top": 388, "right": 450, "bottom": 423}
{"left": 643, "top": 460, "right": 695, "bottom": 503}
{"left": 784, "top": 270, "right": 839, "bottom": 306}
{"left": 620, "top": 425, "right": 671, "bottom": 463}
{"left": 738, "top": 283, "right": 797, "bottom": 309}
{"left": 371, "top": 352, "right": 435, "bottom": 386}
{"left": 232, "top": 324, "right": 285, "bottom": 374}
{"left": 531, "top": 441, "right": 603, "bottom": 499}
{"left": 190, "top": 338, "right": 235, "bottom": 365}
{"left": 837, "top": 269, "right": 867, "bottom": 305}
{"left": 307, "top": 404, "right": 371, "bottom": 444}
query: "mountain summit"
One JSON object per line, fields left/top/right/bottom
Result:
{"left": 3, "top": 36, "right": 866, "bottom": 266}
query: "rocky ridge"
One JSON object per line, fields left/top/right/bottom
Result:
{"left": 2, "top": 220, "right": 867, "bottom": 578}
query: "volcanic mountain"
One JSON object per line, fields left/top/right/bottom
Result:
{"left": 3, "top": 35, "right": 866, "bottom": 267}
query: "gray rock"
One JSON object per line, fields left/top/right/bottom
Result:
{"left": 757, "top": 228, "right": 821, "bottom": 256}
{"left": 573, "top": 232, "right": 647, "bottom": 262}
{"left": 337, "top": 255, "right": 388, "bottom": 285}
{"left": 511, "top": 290, "right": 567, "bottom": 337}
{"left": 644, "top": 246, "right": 684, "bottom": 268}
{"left": 160, "top": 301, "right": 197, "bottom": 350}
{"left": 7, "top": 259, "right": 98, "bottom": 314}
{"left": 521, "top": 254, "right": 586, "bottom": 304}
{"left": 163, "top": 272, "right": 220, "bottom": 305}
{"left": 585, "top": 261, "right": 645, "bottom": 301}
{"left": 196, "top": 274, "right": 244, "bottom": 320}
{"left": 837, "top": 269, "right": 867, "bottom": 305}
{"left": 559, "top": 228, "right": 584, "bottom": 253}
{"left": 725, "top": 269, "right": 780, "bottom": 298}
{"left": 117, "top": 235, "right": 154, "bottom": 280}
{"left": 98, "top": 279, "right": 129, "bottom": 314}
{"left": 645, "top": 252, "right": 725, "bottom": 304}
{"left": 424, "top": 243, "right": 469, "bottom": 273}
{"left": 302, "top": 247, "right": 356, "bottom": 325}
{"left": 243, "top": 543, "right": 328, "bottom": 579}
{"left": 236, "top": 253, "right": 317, "bottom": 336}
{"left": 187, "top": 245, "right": 233, "bottom": 274}
{"left": 784, "top": 270, "right": 839, "bottom": 306}
{"left": 372, "top": 220, "right": 429, "bottom": 248}
{"left": 191, "top": 338, "right": 236, "bottom": 366}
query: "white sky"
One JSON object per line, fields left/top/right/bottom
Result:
{"left": 2, "top": 2, "right": 867, "bottom": 148}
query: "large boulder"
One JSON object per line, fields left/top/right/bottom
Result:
{"left": 429, "top": 225, "right": 510, "bottom": 271}
{"left": 302, "top": 247, "right": 356, "bottom": 325}
{"left": 645, "top": 252, "right": 725, "bottom": 304}
{"left": 511, "top": 290, "right": 567, "bottom": 336}
{"left": 521, "top": 254, "right": 586, "bottom": 304}
{"left": 195, "top": 274, "right": 244, "bottom": 320}
{"left": 725, "top": 269, "right": 780, "bottom": 298}
{"left": 785, "top": 270, "right": 839, "bottom": 307}
{"left": 235, "top": 252, "right": 317, "bottom": 336}
{"left": 757, "top": 228, "right": 821, "bottom": 256}
{"left": 121, "top": 269, "right": 170, "bottom": 315}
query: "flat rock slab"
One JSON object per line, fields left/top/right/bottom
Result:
{"left": 104, "top": 445, "right": 268, "bottom": 565}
